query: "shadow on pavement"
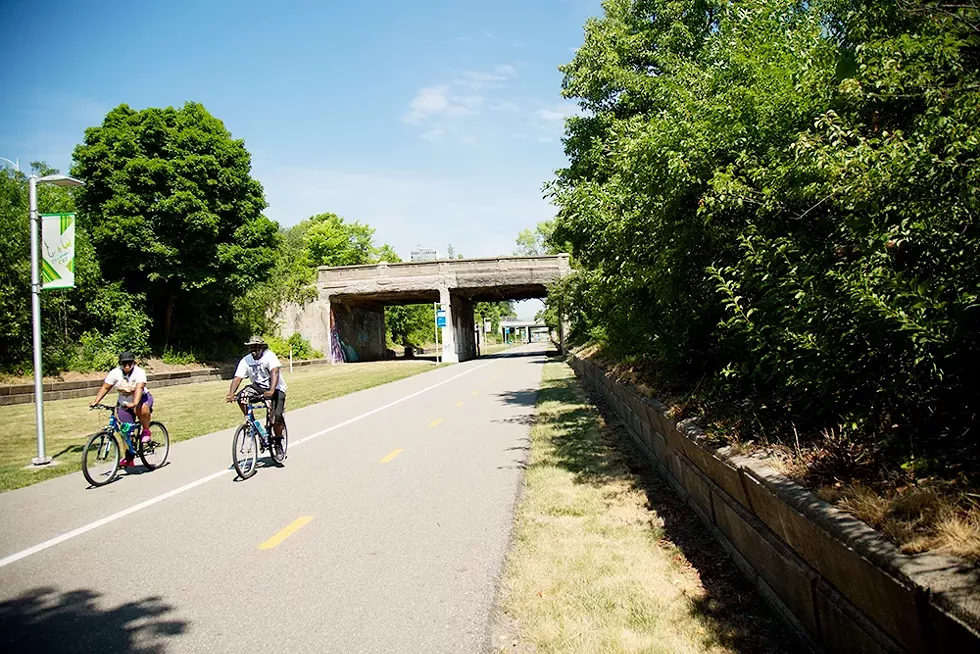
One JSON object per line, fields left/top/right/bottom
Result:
{"left": 530, "top": 369, "right": 797, "bottom": 654}
{"left": 0, "top": 586, "right": 188, "bottom": 653}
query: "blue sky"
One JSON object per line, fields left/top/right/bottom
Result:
{"left": 0, "top": 0, "right": 601, "bottom": 318}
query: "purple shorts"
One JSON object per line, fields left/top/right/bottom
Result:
{"left": 118, "top": 392, "right": 153, "bottom": 424}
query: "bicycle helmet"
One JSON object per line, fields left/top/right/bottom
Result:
{"left": 118, "top": 352, "right": 136, "bottom": 365}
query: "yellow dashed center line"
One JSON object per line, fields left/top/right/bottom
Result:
{"left": 455, "top": 401, "right": 464, "bottom": 407}
{"left": 429, "top": 418, "right": 443, "bottom": 428}
{"left": 379, "top": 449, "right": 404, "bottom": 464}
{"left": 259, "top": 516, "right": 313, "bottom": 550}
{"left": 471, "top": 390, "right": 479, "bottom": 395}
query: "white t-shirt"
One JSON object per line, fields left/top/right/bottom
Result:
{"left": 235, "top": 350, "right": 287, "bottom": 392}
{"left": 104, "top": 365, "right": 149, "bottom": 405}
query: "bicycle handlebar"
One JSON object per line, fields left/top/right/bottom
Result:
{"left": 89, "top": 403, "right": 117, "bottom": 411}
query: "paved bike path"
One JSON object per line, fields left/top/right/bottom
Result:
{"left": 0, "top": 344, "right": 549, "bottom": 653}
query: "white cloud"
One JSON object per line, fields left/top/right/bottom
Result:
{"left": 456, "top": 65, "right": 519, "bottom": 90}
{"left": 402, "top": 86, "right": 482, "bottom": 125}
{"left": 403, "top": 65, "right": 520, "bottom": 142}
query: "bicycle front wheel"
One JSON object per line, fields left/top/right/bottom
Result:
{"left": 232, "top": 423, "right": 258, "bottom": 479}
{"left": 138, "top": 421, "right": 170, "bottom": 469}
{"left": 82, "top": 430, "right": 121, "bottom": 487}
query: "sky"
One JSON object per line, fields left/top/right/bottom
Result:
{"left": 0, "top": 0, "right": 602, "bottom": 319}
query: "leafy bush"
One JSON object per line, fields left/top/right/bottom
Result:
{"left": 72, "top": 331, "right": 118, "bottom": 372}
{"left": 263, "top": 333, "right": 322, "bottom": 361}
{"left": 161, "top": 349, "right": 198, "bottom": 365}
{"left": 550, "top": 0, "right": 980, "bottom": 469}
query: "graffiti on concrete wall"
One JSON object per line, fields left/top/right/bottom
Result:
{"left": 331, "top": 303, "right": 385, "bottom": 362}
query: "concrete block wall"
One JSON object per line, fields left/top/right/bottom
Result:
{"left": 567, "top": 354, "right": 980, "bottom": 653}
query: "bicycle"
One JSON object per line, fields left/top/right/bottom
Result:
{"left": 231, "top": 393, "right": 288, "bottom": 479}
{"left": 82, "top": 404, "right": 171, "bottom": 487}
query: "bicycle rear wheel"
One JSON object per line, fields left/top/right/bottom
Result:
{"left": 82, "top": 430, "right": 121, "bottom": 487}
{"left": 138, "top": 421, "right": 170, "bottom": 469}
{"left": 232, "top": 423, "right": 258, "bottom": 479}
{"left": 270, "top": 419, "right": 288, "bottom": 465}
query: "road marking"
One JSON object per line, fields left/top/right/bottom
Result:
{"left": 259, "top": 516, "right": 313, "bottom": 550}
{"left": 379, "top": 449, "right": 403, "bottom": 463}
{"left": 472, "top": 390, "right": 479, "bottom": 395}
{"left": 0, "top": 360, "right": 493, "bottom": 570}
{"left": 455, "top": 402, "right": 463, "bottom": 407}
{"left": 0, "top": 469, "right": 232, "bottom": 570}
{"left": 429, "top": 418, "right": 443, "bottom": 428}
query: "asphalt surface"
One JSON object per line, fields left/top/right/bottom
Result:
{"left": 0, "top": 343, "right": 551, "bottom": 653}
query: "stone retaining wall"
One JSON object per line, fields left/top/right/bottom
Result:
{"left": 0, "top": 358, "right": 333, "bottom": 407}
{"left": 568, "top": 354, "right": 980, "bottom": 653}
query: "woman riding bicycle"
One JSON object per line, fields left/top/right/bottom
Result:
{"left": 89, "top": 352, "right": 154, "bottom": 468}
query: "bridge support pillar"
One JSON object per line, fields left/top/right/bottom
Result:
{"left": 451, "top": 295, "right": 477, "bottom": 362}
{"left": 438, "top": 287, "right": 459, "bottom": 363}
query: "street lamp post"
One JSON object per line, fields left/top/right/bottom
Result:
{"left": 0, "top": 156, "right": 19, "bottom": 172}
{"left": 30, "top": 173, "right": 84, "bottom": 466}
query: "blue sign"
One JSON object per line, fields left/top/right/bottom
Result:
{"left": 436, "top": 310, "right": 446, "bottom": 328}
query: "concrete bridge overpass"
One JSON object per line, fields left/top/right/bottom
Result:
{"left": 277, "top": 254, "right": 571, "bottom": 363}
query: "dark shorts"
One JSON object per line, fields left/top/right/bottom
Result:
{"left": 236, "top": 385, "right": 286, "bottom": 423}
{"left": 117, "top": 392, "right": 153, "bottom": 424}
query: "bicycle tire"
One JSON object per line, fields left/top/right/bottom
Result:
{"left": 82, "top": 430, "right": 121, "bottom": 487}
{"left": 270, "top": 419, "right": 288, "bottom": 465}
{"left": 232, "top": 423, "right": 258, "bottom": 479}
{"left": 138, "top": 421, "right": 171, "bottom": 470}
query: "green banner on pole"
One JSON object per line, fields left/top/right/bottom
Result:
{"left": 41, "top": 213, "right": 76, "bottom": 289}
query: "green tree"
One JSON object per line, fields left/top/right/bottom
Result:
{"left": 514, "top": 219, "right": 558, "bottom": 256}
{"left": 304, "top": 212, "right": 375, "bottom": 267}
{"left": 475, "top": 301, "right": 516, "bottom": 338}
{"left": 372, "top": 243, "right": 401, "bottom": 264}
{"left": 71, "top": 102, "right": 281, "bottom": 349}
{"left": 0, "top": 162, "right": 149, "bottom": 372}
{"left": 551, "top": 0, "right": 980, "bottom": 460}
{"left": 0, "top": 167, "right": 31, "bottom": 367}
{"left": 386, "top": 304, "right": 433, "bottom": 350}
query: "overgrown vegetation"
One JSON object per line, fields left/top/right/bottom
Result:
{"left": 547, "top": 0, "right": 980, "bottom": 546}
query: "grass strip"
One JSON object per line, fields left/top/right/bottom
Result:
{"left": 494, "top": 360, "right": 791, "bottom": 653}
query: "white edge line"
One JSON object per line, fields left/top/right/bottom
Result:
{"left": 0, "top": 360, "right": 493, "bottom": 570}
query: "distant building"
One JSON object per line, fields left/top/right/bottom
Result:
{"left": 411, "top": 247, "right": 439, "bottom": 262}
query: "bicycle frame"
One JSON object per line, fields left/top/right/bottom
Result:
{"left": 244, "top": 398, "right": 274, "bottom": 441}
{"left": 106, "top": 408, "right": 140, "bottom": 454}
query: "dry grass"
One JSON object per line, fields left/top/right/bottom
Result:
{"left": 819, "top": 483, "right": 980, "bottom": 563}
{"left": 0, "top": 360, "right": 440, "bottom": 492}
{"left": 494, "top": 361, "right": 790, "bottom": 654}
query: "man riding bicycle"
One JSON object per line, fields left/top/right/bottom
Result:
{"left": 225, "top": 336, "right": 287, "bottom": 440}
{"left": 89, "top": 352, "right": 154, "bottom": 468}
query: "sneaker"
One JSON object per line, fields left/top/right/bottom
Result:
{"left": 119, "top": 457, "right": 135, "bottom": 468}
{"left": 141, "top": 428, "right": 152, "bottom": 443}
